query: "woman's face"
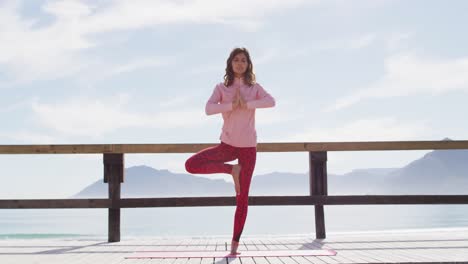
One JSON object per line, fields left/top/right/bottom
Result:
{"left": 231, "top": 53, "right": 248, "bottom": 77}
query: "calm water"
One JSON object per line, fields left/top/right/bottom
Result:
{"left": 1, "top": 205, "right": 468, "bottom": 239}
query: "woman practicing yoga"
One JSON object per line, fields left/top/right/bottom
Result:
{"left": 185, "top": 47, "right": 276, "bottom": 255}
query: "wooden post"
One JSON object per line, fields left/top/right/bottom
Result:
{"left": 309, "top": 151, "right": 327, "bottom": 239}
{"left": 103, "top": 153, "right": 124, "bottom": 242}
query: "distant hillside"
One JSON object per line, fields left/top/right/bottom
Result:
{"left": 73, "top": 165, "right": 233, "bottom": 198}
{"left": 383, "top": 149, "right": 468, "bottom": 194}
{"left": 73, "top": 147, "right": 468, "bottom": 198}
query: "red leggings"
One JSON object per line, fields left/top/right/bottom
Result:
{"left": 185, "top": 141, "right": 257, "bottom": 242}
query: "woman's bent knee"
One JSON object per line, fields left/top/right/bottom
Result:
{"left": 185, "top": 158, "right": 196, "bottom": 173}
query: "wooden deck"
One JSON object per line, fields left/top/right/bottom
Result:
{"left": 1, "top": 228, "right": 468, "bottom": 264}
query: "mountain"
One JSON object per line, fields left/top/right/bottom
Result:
{"left": 73, "top": 146, "right": 468, "bottom": 198}
{"left": 383, "top": 149, "right": 468, "bottom": 194}
{"left": 327, "top": 168, "right": 397, "bottom": 195}
{"left": 73, "top": 165, "right": 234, "bottom": 198}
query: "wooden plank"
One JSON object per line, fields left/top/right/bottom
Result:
{"left": 347, "top": 238, "right": 412, "bottom": 262}
{"left": 236, "top": 239, "right": 248, "bottom": 255}
{"left": 185, "top": 238, "right": 202, "bottom": 264}
{"left": 190, "top": 238, "right": 206, "bottom": 251}
{"left": 120, "top": 194, "right": 468, "bottom": 207}
{"left": 366, "top": 249, "right": 407, "bottom": 263}
{"left": 226, "top": 255, "right": 241, "bottom": 264}
{"left": 2, "top": 229, "right": 468, "bottom": 263}
{"left": 279, "top": 237, "right": 328, "bottom": 264}
{"left": 309, "top": 152, "right": 328, "bottom": 196}
{"left": 119, "top": 195, "right": 468, "bottom": 207}
{"left": 260, "top": 238, "right": 288, "bottom": 264}
{"left": 319, "top": 230, "right": 468, "bottom": 263}
{"left": 239, "top": 239, "right": 258, "bottom": 264}
{"left": 211, "top": 238, "right": 228, "bottom": 264}
{"left": 214, "top": 238, "right": 225, "bottom": 252}
{"left": 331, "top": 238, "right": 385, "bottom": 263}
{"left": 3, "top": 195, "right": 468, "bottom": 209}
{"left": 200, "top": 238, "right": 215, "bottom": 264}
{"left": 385, "top": 238, "right": 439, "bottom": 263}
{"left": 261, "top": 237, "right": 309, "bottom": 264}
{"left": 2, "top": 140, "right": 468, "bottom": 154}
{"left": 334, "top": 241, "right": 374, "bottom": 264}
{"left": 186, "top": 251, "right": 202, "bottom": 264}
{"left": 297, "top": 238, "right": 343, "bottom": 264}
{"left": 267, "top": 237, "right": 289, "bottom": 250}
{"left": 300, "top": 140, "right": 468, "bottom": 152}
{"left": 428, "top": 248, "right": 454, "bottom": 262}
{"left": 343, "top": 238, "right": 408, "bottom": 262}
{"left": 377, "top": 238, "right": 432, "bottom": 263}
{"left": 32, "top": 241, "right": 87, "bottom": 264}
{"left": 243, "top": 239, "right": 257, "bottom": 251}
{"left": 171, "top": 238, "right": 193, "bottom": 264}
{"left": 137, "top": 238, "right": 178, "bottom": 264}
{"left": 252, "top": 256, "right": 270, "bottom": 264}
{"left": 79, "top": 244, "right": 125, "bottom": 264}
{"left": 0, "top": 199, "right": 110, "bottom": 208}
{"left": 268, "top": 237, "right": 308, "bottom": 264}
{"left": 251, "top": 239, "right": 268, "bottom": 250}
{"left": 346, "top": 248, "right": 389, "bottom": 263}
{"left": 65, "top": 240, "right": 108, "bottom": 264}
{"left": 226, "top": 238, "right": 242, "bottom": 264}
{"left": 105, "top": 153, "right": 123, "bottom": 243}
{"left": 310, "top": 151, "right": 327, "bottom": 239}
{"left": 392, "top": 240, "right": 453, "bottom": 263}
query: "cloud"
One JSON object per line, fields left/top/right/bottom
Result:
{"left": 286, "top": 31, "right": 412, "bottom": 61}
{"left": 79, "top": 0, "right": 313, "bottom": 33}
{"left": 256, "top": 99, "right": 303, "bottom": 125}
{"left": 284, "top": 117, "right": 429, "bottom": 142}
{"left": 326, "top": 53, "right": 468, "bottom": 111}
{"left": 43, "top": 0, "right": 93, "bottom": 18}
{"left": 27, "top": 89, "right": 294, "bottom": 138}
{"left": 0, "top": 131, "right": 58, "bottom": 144}
{"left": 0, "top": 98, "right": 37, "bottom": 113}
{"left": 285, "top": 33, "right": 378, "bottom": 60}
{"left": 31, "top": 94, "right": 208, "bottom": 137}
{"left": 326, "top": 0, "right": 397, "bottom": 17}
{"left": 258, "top": 116, "right": 431, "bottom": 175}
{"left": 159, "top": 96, "right": 191, "bottom": 108}
{"left": 255, "top": 47, "right": 282, "bottom": 65}
{"left": 186, "top": 46, "right": 282, "bottom": 77}
{"left": 315, "top": 33, "right": 377, "bottom": 51}
{"left": 0, "top": 0, "right": 314, "bottom": 84}
{"left": 0, "top": 1, "right": 94, "bottom": 83}
{"left": 385, "top": 32, "right": 412, "bottom": 51}
{"left": 107, "top": 58, "right": 170, "bottom": 75}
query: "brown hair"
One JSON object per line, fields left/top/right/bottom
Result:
{"left": 224, "top": 47, "right": 256, "bottom": 87}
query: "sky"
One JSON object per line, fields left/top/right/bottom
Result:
{"left": 1, "top": 0, "right": 468, "bottom": 199}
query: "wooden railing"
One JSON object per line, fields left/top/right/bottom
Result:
{"left": 1, "top": 140, "right": 468, "bottom": 242}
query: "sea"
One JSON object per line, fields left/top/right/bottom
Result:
{"left": 1, "top": 204, "right": 468, "bottom": 239}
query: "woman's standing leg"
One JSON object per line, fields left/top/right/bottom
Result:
{"left": 185, "top": 142, "right": 237, "bottom": 174}
{"left": 232, "top": 146, "right": 257, "bottom": 242}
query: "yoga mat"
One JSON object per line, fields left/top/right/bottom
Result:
{"left": 126, "top": 249, "right": 337, "bottom": 259}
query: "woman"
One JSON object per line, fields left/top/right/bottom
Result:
{"left": 185, "top": 47, "right": 276, "bottom": 255}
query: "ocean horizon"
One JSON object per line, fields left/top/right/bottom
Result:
{"left": 1, "top": 204, "right": 467, "bottom": 240}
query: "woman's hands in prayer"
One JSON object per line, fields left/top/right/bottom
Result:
{"left": 232, "top": 88, "right": 247, "bottom": 110}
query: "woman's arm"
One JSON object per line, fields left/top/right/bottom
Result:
{"left": 246, "top": 84, "right": 276, "bottom": 109}
{"left": 205, "top": 85, "right": 233, "bottom": 115}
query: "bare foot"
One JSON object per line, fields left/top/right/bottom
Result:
{"left": 231, "top": 164, "right": 241, "bottom": 195}
{"left": 230, "top": 240, "right": 241, "bottom": 255}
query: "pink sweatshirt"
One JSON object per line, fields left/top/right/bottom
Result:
{"left": 205, "top": 77, "right": 276, "bottom": 147}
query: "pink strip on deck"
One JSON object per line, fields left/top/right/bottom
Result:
{"left": 126, "top": 249, "right": 337, "bottom": 259}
